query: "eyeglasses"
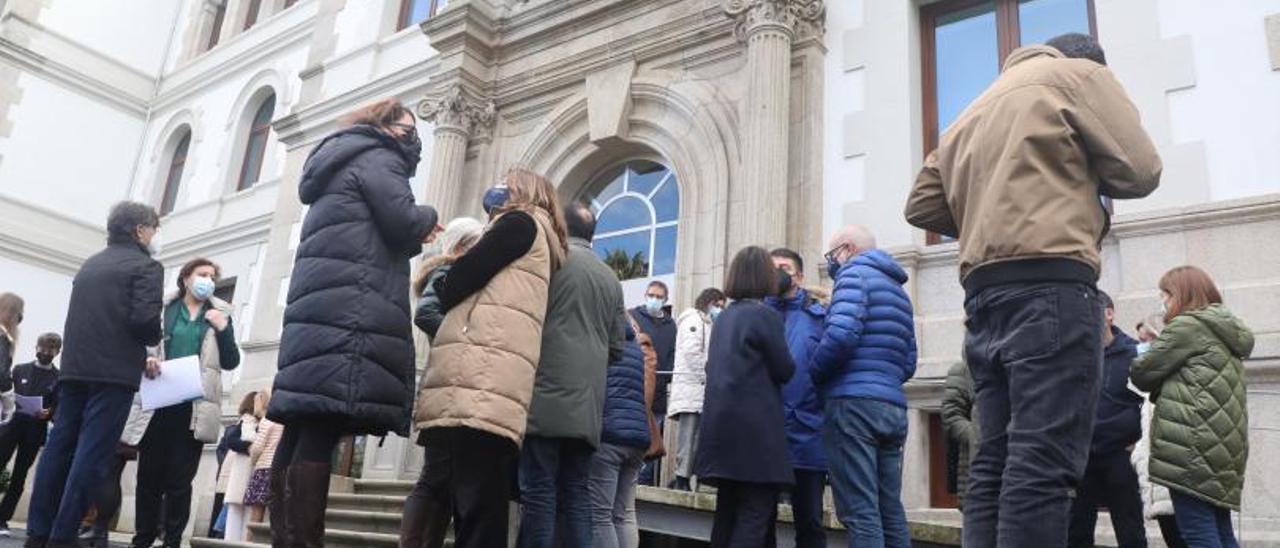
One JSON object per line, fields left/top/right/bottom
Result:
{"left": 823, "top": 244, "right": 846, "bottom": 266}
{"left": 389, "top": 123, "right": 417, "bottom": 132}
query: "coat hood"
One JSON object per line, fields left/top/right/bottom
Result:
{"left": 765, "top": 288, "right": 826, "bottom": 317}
{"left": 299, "top": 125, "right": 417, "bottom": 204}
{"left": 850, "top": 249, "right": 909, "bottom": 285}
{"left": 1002, "top": 44, "right": 1063, "bottom": 72}
{"left": 1186, "top": 304, "right": 1255, "bottom": 359}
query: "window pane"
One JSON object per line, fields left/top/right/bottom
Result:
{"left": 207, "top": 4, "right": 226, "bottom": 50}
{"left": 403, "top": 0, "right": 433, "bottom": 27}
{"left": 627, "top": 161, "right": 668, "bottom": 197}
{"left": 240, "top": 131, "right": 267, "bottom": 190}
{"left": 590, "top": 167, "right": 626, "bottom": 207}
{"left": 1019, "top": 0, "right": 1091, "bottom": 46}
{"left": 653, "top": 225, "right": 677, "bottom": 276}
{"left": 651, "top": 173, "right": 680, "bottom": 223}
{"left": 594, "top": 232, "right": 651, "bottom": 281}
{"left": 253, "top": 95, "right": 276, "bottom": 128}
{"left": 935, "top": 3, "right": 998, "bottom": 132}
{"left": 244, "top": 0, "right": 262, "bottom": 30}
{"left": 597, "top": 196, "right": 652, "bottom": 235}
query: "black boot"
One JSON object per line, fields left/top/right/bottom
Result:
{"left": 288, "top": 462, "right": 331, "bottom": 548}
{"left": 269, "top": 466, "right": 290, "bottom": 548}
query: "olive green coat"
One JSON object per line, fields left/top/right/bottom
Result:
{"left": 1130, "top": 304, "right": 1253, "bottom": 509}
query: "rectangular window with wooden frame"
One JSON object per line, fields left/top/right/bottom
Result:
{"left": 398, "top": 0, "right": 449, "bottom": 31}
{"left": 919, "top": 0, "right": 1096, "bottom": 245}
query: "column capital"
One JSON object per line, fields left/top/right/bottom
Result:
{"left": 723, "top": 0, "right": 825, "bottom": 43}
{"left": 416, "top": 85, "right": 497, "bottom": 142}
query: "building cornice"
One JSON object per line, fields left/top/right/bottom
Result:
{"left": 0, "top": 196, "right": 106, "bottom": 275}
{"left": 0, "top": 13, "right": 151, "bottom": 116}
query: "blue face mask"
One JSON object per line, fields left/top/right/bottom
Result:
{"left": 645, "top": 297, "right": 665, "bottom": 315}
{"left": 482, "top": 184, "right": 510, "bottom": 215}
{"left": 708, "top": 305, "right": 723, "bottom": 321}
{"left": 190, "top": 276, "right": 215, "bottom": 301}
{"left": 1135, "top": 342, "right": 1151, "bottom": 356}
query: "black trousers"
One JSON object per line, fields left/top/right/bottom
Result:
{"left": 131, "top": 405, "right": 204, "bottom": 548}
{"left": 413, "top": 427, "right": 517, "bottom": 548}
{"left": 710, "top": 480, "right": 779, "bottom": 548}
{"left": 0, "top": 417, "right": 47, "bottom": 522}
{"left": 92, "top": 452, "right": 131, "bottom": 533}
{"left": 963, "top": 281, "right": 1103, "bottom": 548}
{"left": 271, "top": 419, "right": 341, "bottom": 473}
{"left": 1068, "top": 450, "right": 1148, "bottom": 548}
{"left": 791, "top": 470, "right": 826, "bottom": 548}
{"left": 1157, "top": 515, "right": 1188, "bottom": 548}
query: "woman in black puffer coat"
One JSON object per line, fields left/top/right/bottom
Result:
{"left": 267, "top": 99, "right": 438, "bottom": 548}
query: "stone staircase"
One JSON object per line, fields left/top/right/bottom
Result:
{"left": 190, "top": 479, "right": 418, "bottom": 548}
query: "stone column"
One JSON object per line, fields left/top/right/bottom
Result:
{"left": 724, "top": 0, "right": 825, "bottom": 249}
{"left": 417, "top": 85, "right": 496, "bottom": 221}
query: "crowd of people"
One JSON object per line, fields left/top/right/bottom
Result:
{"left": 0, "top": 30, "right": 1259, "bottom": 548}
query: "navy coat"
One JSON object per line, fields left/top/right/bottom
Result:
{"left": 269, "top": 125, "right": 438, "bottom": 437}
{"left": 694, "top": 300, "right": 796, "bottom": 486}
{"left": 811, "top": 249, "right": 917, "bottom": 407}
{"left": 601, "top": 324, "right": 651, "bottom": 450}
{"left": 766, "top": 289, "right": 828, "bottom": 471}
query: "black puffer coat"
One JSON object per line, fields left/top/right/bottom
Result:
{"left": 269, "top": 125, "right": 438, "bottom": 437}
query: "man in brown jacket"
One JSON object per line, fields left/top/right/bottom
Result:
{"left": 905, "top": 33, "right": 1160, "bottom": 548}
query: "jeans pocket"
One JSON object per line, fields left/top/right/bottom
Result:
{"left": 989, "top": 286, "right": 1061, "bottom": 363}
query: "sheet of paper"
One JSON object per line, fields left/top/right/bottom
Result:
{"left": 139, "top": 355, "right": 204, "bottom": 411}
{"left": 14, "top": 394, "right": 42, "bottom": 417}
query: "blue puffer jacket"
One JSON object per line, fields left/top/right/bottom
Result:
{"left": 601, "top": 324, "right": 651, "bottom": 450}
{"left": 766, "top": 289, "right": 828, "bottom": 471}
{"left": 811, "top": 249, "right": 918, "bottom": 407}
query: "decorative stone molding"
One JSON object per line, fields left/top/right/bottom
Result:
{"left": 416, "top": 85, "right": 497, "bottom": 141}
{"left": 723, "top": 0, "right": 825, "bottom": 42}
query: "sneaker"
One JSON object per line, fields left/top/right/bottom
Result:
{"left": 0, "top": 522, "right": 11, "bottom": 537}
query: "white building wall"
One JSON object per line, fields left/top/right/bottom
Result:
{"left": 38, "top": 0, "right": 181, "bottom": 76}
{"left": 0, "top": 71, "right": 143, "bottom": 224}
{"left": 0, "top": 255, "right": 72, "bottom": 363}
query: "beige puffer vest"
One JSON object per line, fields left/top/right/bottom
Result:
{"left": 414, "top": 209, "right": 563, "bottom": 446}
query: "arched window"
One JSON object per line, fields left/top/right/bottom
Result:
{"left": 237, "top": 93, "right": 275, "bottom": 191}
{"left": 159, "top": 130, "right": 191, "bottom": 215}
{"left": 582, "top": 160, "right": 680, "bottom": 281}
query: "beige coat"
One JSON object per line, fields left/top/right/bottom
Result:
{"left": 906, "top": 45, "right": 1161, "bottom": 283}
{"left": 414, "top": 209, "right": 563, "bottom": 446}
{"left": 135, "top": 294, "right": 239, "bottom": 443}
{"left": 250, "top": 418, "right": 284, "bottom": 472}
{"left": 224, "top": 414, "right": 258, "bottom": 504}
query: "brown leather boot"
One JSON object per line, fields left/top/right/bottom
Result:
{"left": 288, "top": 462, "right": 331, "bottom": 548}
{"left": 269, "top": 466, "right": 290, "bottom": 548}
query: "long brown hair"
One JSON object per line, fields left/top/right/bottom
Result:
{"left": 238, "top": 391, "right": 258, "bottom": 416}
{"left": 340, "top": 99, "right": 413, "bottom": 132}
{"left": 494, "top": 167, "right": 569, "bottom": 256}
{"left": 0, "top": 293, "right": 24, "bottom": 354}
{"left": 1159, "top": 266, "right": 1223, "bottom": 322}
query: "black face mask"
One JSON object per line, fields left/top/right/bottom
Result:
{"left": 777, "top": 268, "right": 794, "bottom": 297}
{"left": 35, "top": 352, "right": 55, "bottom": 365}
{"left": 397, "top": 127, "right": 422, "bottom": 152}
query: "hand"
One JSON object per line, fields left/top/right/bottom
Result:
{"left": 38, "top": 409, "right": 51, "bottom": 420}
{"left": 205, "top": 309, "right": 229, "bottom": 332}
{"left": 144, "top": 357, "right": 162, "bottom": 380}
{"left": 423, "top": 224, "right": 444, "bottom": 244}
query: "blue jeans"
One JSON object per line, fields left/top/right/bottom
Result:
{"left": 963, "top": 281, "right": 1102, "bottom": 548}
{"left": 822, "top": 397, "right": 909, "bottom": 548}
{"left": 1172, "top": 492, "right": 1239, "bottom": 548}
{"left": 518, "top": 435, "right": 594, "bottom": 548}
{"left": 27, "top": 381, "right": 134, "bottom": 543}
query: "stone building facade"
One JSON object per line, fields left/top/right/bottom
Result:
{"left": 2, "top": 0, "right": 1279, "bottom": 539}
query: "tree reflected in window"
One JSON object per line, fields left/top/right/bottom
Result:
{"left": 582, "top": 161, "right": 680, "bottom": 282}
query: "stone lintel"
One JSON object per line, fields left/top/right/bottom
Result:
{"left": 585, "top": 60, "right": 636, "bottom": 145}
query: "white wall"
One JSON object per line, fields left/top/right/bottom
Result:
{"left": 0, "top": 72, "right": 143, "bottom": 225}
{"left": 39, "top": 0, "right": 181, "bottom": 76}
{"left": 0, "top": 255, "right": 72, "bottom": 364}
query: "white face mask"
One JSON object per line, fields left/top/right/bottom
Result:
{"left": 146, "top": 233, "right": 163, "bottom": 256}
{"left": 1136, "top": 342, "right": 1151, "bottom": 356}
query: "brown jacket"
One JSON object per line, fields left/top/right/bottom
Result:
{"left": 414, "top": 209, "right": 564, "bottom": 446}
{"left": 906, "top": 46, "right": 1161, "bottom": 290}
{"left": 639, "top": 329, "right": 666, "bottom": 459}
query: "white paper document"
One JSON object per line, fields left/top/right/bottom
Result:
{"left": 14, "top": 394, "right": 42, "bottom": 417}
{"left": 139, "top": 355, "right": 204, "bottom": 411}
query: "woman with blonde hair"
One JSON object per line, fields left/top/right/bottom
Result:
{"left": 0, "top": 293, "right": 23, "bottom": 421}
{"left": 1131, "top": 266, "right": 1253, "bottom": 548}
{"left": 409, "top": 167, "right": 567, "bottom": 548}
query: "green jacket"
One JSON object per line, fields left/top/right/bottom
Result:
{"left": 942, "top": 361, "right": 975, "bottom": 504}
{"left": 525, "top": 238, "right": 626, "bottom": 447}
{"left": 1130, "top": 304, "right": 1253, "bottom": 509}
